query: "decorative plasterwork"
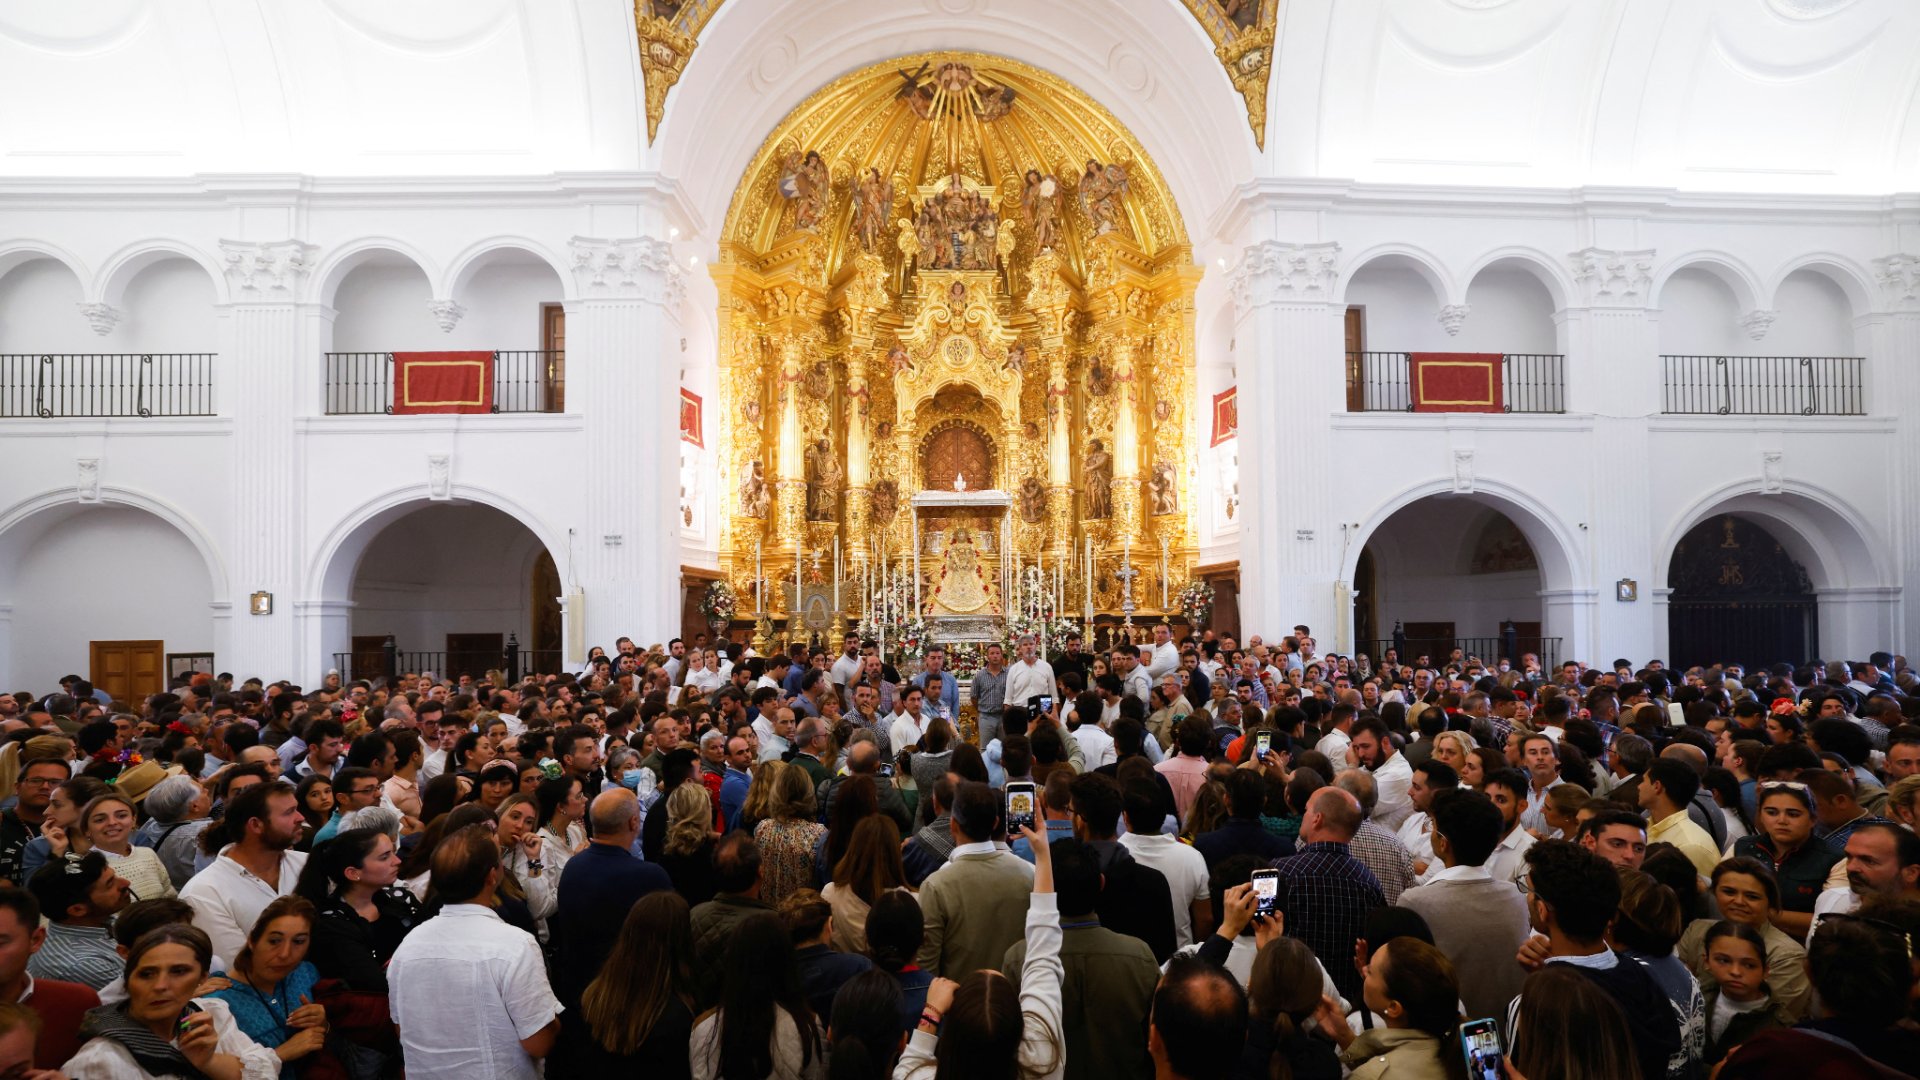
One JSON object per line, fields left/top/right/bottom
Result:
{"left": 427, "top": 453, "right": 451, "bottom": 500}
{"left": 1567, "top": 247, "right": 1654, "bottom": 308}
{"left": 1874, "top": 254, "right": 1920, "bottom": 310}
{"left": 218, "top": 240, "right": 320, "bottom": 295}
{"left": 76, "top": 458, "right": 100, "bottom": 503}
{"left": 1177, "top": 0, "right": 1278, "bottom": 150}
{"left": 76, "top": 302, "right": 120, "bottom": 336}
{"left": 427, "top": 300, "right": 466, "bottom": 333}
{"left": 1452, "top": 448, "right": 1475, "bottom": 494}
{"left": 1230, "top": 241, "right": 1341, "bottom": 314}
{"left": 1437, "top": 304, "right": 1470, "bottom": 336}
{"left": 1737, "top": 309, "right": 1776, "bottom": 341}
{"left": 1761, "top": 450, "right": 1784, "bottom": 494}
{"left": 569, "top": 235, "right": 687, "bottom": 308}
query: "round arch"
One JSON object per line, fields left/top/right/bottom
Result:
{"left": 1762, "top": 253, "right": 1876, "bottom": 318}
{"left": 441, "top": 237, "right": 574, "bottom": 305}
{"left": 93, "top": 240, "right": 230, "bottom": 308}
{"left": 1341, "top": 479, "right": 1583, "bottom": 596}
{"left": 1653, "top": 480, "right": 1888, "bottom": 594}
{"left": 308, "top": 238, "right": 441, "bottom": 309}
{"left": 304, "top": 483, "right": 571, "bottom": 604}
{"left": 0, "top": 242, "right": 89, "bottom": 291}
{"left": 0, "top": 485, "right": 231, "bottom": 601}
{"left": 1650, "top": 251, "right": 1765, "bottom": 313}
{"left": 1460, "top": 247, "right": 1575, "bottom": 312}
{"left": 1338, "top": 245, "right": 1457, "bottom": 308}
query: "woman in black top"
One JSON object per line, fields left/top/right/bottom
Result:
{"left": 554, "top": 891, "right": 696, "bottom": 1077}
{"left": 295, "top": 826, "right": 424, "bottom": 992}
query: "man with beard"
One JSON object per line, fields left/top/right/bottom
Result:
{"left": 179, "top": 781, "right": 309, "bottom": 963}
{"left": 1480, "top": 768, "right": 1537, "bottom": 886}
{"left": 1346, "top": 717, "right": 1413, "bottom": 829}
{"left": 1810, "top": 822, "right": 1920, "bottom": 933}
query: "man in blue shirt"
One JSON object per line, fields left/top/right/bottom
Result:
{"left": 719, "top": 735, "right": 754, "bottom": 830}
{"left": 914, "top": 648, "right": 960, "bottom": 723}
{"left": 552, "top": 788, "right": 671, "bottom": 1004}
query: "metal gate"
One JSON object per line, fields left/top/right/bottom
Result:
{"left": 1666, "top": 515, "right": 1818, "bottom": 669}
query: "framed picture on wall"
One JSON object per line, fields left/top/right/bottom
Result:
{"left": 166, "top": 653, "right": 215, "bottom": 681}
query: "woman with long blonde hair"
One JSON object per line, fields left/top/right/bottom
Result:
{"left": 752, "top": 762, "right": 826, "bottom": 905}
{"left": 657, "top": 783, "right": 721, "bottom": 904}
{"left": 738, "top": 759, "right": 784, "bottom": 836}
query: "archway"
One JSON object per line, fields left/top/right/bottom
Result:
{"left": 0, "top": 502, "right": 218, "bottom": 700}
{"left": 1666, "top": 515, "right": 1816, "bottom": 670}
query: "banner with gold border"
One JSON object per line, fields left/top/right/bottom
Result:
{"left": 1210, "top": 386, "right": 1238, "bottom": 446}
{"left": 680, "top": 387, "right": 704, "bottom": 447}
{"left": 1410, "top": 353, "right": 1502, "bottom": 413}
{"left": 392, "top": 351, "right": 493, "bottom": 415}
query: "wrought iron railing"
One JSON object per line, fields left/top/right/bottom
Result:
{"left": 1346, "top": 352, "right": 1565, "bottom": 413}
{"left": 332, "top": 639, "right": 565, "bottom": 685}
{"left": 322, "top": 350, "right": 564, "bottom": 415}
{"left": 0, "top": 353, "right": 215, "bottom": 418}
{"left": 1660, "top": 355, "right": 1863, "bottom": 416}
{"left": 1364, "top": 636, "right": 1563, "bottom": 672}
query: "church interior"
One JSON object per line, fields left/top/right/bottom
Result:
{"left": 2, "top": 0, "right": 1919, "bottom": 693}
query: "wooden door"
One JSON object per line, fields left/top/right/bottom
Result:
{"left": 445, "top": 633, "right": 504, "bottom": 681}
{"left": 90, "top": 640, "right": 163, "bottom": 706}
{"left": 540, "top": 303, "right": 566, "bottom": 411}
{"left": 1344, "top": 306, "right": 1367, "bottom": 412}
{"left": 350, "top": 636, "right": 388, "bottom": 683}
{"left": 1400, "top": 622, "right": 1456, "bottom": 664}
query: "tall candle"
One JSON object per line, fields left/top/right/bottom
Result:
{"left": 754, "top": 538, "right": 762, "bottom": 611}
{"left": 833, "top": 536, "right": 841, "bottom": 612}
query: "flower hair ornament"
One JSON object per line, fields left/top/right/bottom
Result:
{"left": 166, "top": 720, "right": 194, "bottom": 737}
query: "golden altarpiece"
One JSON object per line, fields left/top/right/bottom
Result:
{"left": 713, "top": 53, "right": 1202, "bottom": 649}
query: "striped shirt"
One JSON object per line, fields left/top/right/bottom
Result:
{"left": 28, "top": 922, "right": 120, "bottom": 991}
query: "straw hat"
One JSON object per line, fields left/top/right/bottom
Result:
{"left": 110, "top": 760, "right": 169, "bottom": 803}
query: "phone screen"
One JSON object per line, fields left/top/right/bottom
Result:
{"left": 1459, "top": 1018, "right": 1505, "bottom": 1080}
{"left": 1251, "top": 868, "right": 1279, "bottom": 916}
{"left": 1006, "top": 782, "right": 1037, "bottom": 833}
{"left": 1255, "top": 732, "right": 1272, "bottom": 757}
{"left": 1038, "top": 696, "right": 1053, "bottom": 715}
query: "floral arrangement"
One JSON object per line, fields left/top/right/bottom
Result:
{"left": 1004, "top": 565, "right": 1079, "bottom": 655}
{"left": 92, "top": 745, "right": 142, "bottom": 768}
{"left": 700, "top": 580, "right": 739, "bottom": 622}
{"left": 1176, "top": 579, "right": 1215, "bottom": 627}
{"left": 858, "top": 567, "right": 932, "bottom": 664}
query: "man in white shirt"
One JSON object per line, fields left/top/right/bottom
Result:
{"left": 828, "top": 633, "right": 862, "bottom": 691}
{"left": 1116, "top": 776, "right": 1211, "bottom": 948}
{"left": 1067, "top": 691, "right": 1118, "bottom": 770}
{"left": 1349, "top": 717, "right": 1414, "bottom": 830}
{"left": 1518, "top": 732, "right": 1569, "bottom": 837}
{"left": 1113, "top": 645, "right": 1152, "bottom": 708}
{"left": 1003, "top": 635, "right": 1055, "bottom": 713}
{"left": 1480, "top": 768, "right": 1537, "bottom": 885}
{"left": 887, "top": 684, "right": 931, "bottom": 754}
{"left": 389, "top": 826, "right": 561, "bottom": 1080}
{"left": 1314, "top": 703, "right": 1357, "bottom": 764}
{"left": 1142, "top": 623, "right": 1180, "bottom": 681}
{"left": 661, "top": 637, "right": 688, "bottom": 684}
{"left": 1810, "top": 822, "right": 1920, "bottom": 938}
{"left": 178, "top": 781, "right": 309, "bottom": 965}
{"left": 1398, "top": 758, "right": 1458, "bottom": 879}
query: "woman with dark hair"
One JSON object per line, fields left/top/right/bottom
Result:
{"left": 1702, "top": 766, "right": 1753, "bottom": 845}
{"left": 689, "top": 912, "right": 823, "bottom": 1080}
{"left": 1316, "top": 937, "right": 1466, "bottom": 1080}
{"left": 818, "top": 774, "right": 880, "bottom": 884}
{"left": 1698, "top": 920, "right": 1792, "bottom": 1064}
{"left": 25, "top": 774, "right": 110, "bottom": 880}
{"left": 909, "top": 718, "right": 956, "bottom": 822}
{"left": 947, "top": 742, "right": 988, "bottom": 785}
{"left": 557, "top": 891, "right": 696, "bottom": 1076}
{"left": 893, "top": 824, "right": 1062, "bottom": 1080}
{"left": 867, "top": 890, "right": 933, "bottom": 1031}
{"left": 293, "top": 774, "right": 332, "bottom": 842}
{"left": 206, "top": 895, "right": 328, "bottom": 1077}
{"left": 495, "top": 792, "right": 560, "bottom": 939}
{"left": 825, "top": 969, "right": 905, "bottom": 1080}
{"left": 1462, "top": 747, "right": 1505, "bottom": 791}
{"left": 295, "top": 825, "right": 422, "bottom": 993}
{"left": 822, "top": 816, "right": 910, "bottom": 954}
{"left": 1238, "top": 937, "right": 1341, "bottom": 1080}
{"left": 1676, "top": 857, "right": 1811, "bottom": 1019}
{"left": 64, "top": 923, "right": 284, "bottom": 1078}
{"left": 535, "top": 774, "right": 588, "bottom": 863}
{"left": 1507, "top": 965, "right": 1644, "bottom": 1080}
{"left": 1610, "top": 868, "right": 1705, "bottom": 1077}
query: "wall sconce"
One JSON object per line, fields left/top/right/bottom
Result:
{"left": 1615, "top": 579, "right": 1638, "bottom": 602}
{"left": 249, "top": 591, "right": 273, "bottom": 616}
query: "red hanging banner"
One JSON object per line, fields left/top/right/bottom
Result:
{"left": 680, "top": 387, "right": 704, "bottom": 447}
{"left": 1410, "top": 353, "right": 1503, "bottom": 413}
{"left": 392, "top": 351, "right": 493, "bottom": 415}
{"left": 1210, "top": 386, "right": 1238, "bottom": 446}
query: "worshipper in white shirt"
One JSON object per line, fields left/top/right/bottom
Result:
{"left": 828, "top": 634, "right": 863, "bottom": 690}
{"left": 1480, "top": 768, "right": 1537, "bottom": 885}
{"left": 389, "top": 827, "right": 561, "bottom": 1080}
{"left": 1347, "top": 717, "right": 1415, "bottom": 830}
{"left": 178, "top": 782, "right": 310, "bottom": 968}
{"left": 1142, "top": 623, "right": 1180, "bottom": 681}
{"left": 887, "top": 684, "right": 931, "bottom": 754}
{"left": 1002, "top": 635, "right": 1056, "bottom": 713}
{"left": 1397, "top": 758, "right": 1460, "bottom": 877}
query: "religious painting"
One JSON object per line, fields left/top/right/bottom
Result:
{"left": 1212, "top": 386, "right": 1238, "bottom": 446}
{"left": 679, "top": 387, "right": 703, "bottom": 447}
{"left": 1469, "top": 515, "right": 1538, "bottom": 575}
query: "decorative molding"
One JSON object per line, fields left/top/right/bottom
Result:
{"left": 1177, "top": 0, "right": 1278, "bottom": 149}
{"left": 75, "top": 302, "right": 120, "bottom": 336}
{"left": 1874, "top": 254, "right": 1920, "bottom": 310}
{"left": 76, "top": 457, "right": 99, "bottom": 502}
{"left": 1452, "top": 448, "right": 1475, "bottom": 494}
{"left": 218, "top": 240, "right": 319, "bottom": 295}
{"left": 1230, "top": 241, "right": 1341, "bottom": 314}
{"left": 427, "top": 299, "right": 467, "bottom": 332}
{"left": 1737, "top": 309, "right": 1776, "bottom": 341}
{"left": 1760, "top": 450, "right": 1784, "bottom": 494}
{"left": 427, "top": 453, "right": 451, "bottom": 500}
{"left": 568, "top": 235, "right": 685, "bottom": 307}
{"left": 1567, "top": 247, "right": 1655, "bottom": 308}
{"left": 636, "top": 14, "right": 698, "bottom": 145}
{"left": 1437, "top": 304, "right": 1470, "bottom": 336}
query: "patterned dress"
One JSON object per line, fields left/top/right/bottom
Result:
{"left": 753, "top": 817, "right": 827, "bottom": 905}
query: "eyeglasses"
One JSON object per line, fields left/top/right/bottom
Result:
{"left": 17, "top": 777, "right": 60, "bottom": 788}
{"left": 1758, "top": 781, "right": 1810, "bottom": 792}
{"left": 1820, "top": 912, "right": 1916, "bottom": 960}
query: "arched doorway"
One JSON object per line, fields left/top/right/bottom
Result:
{"left": 1666, "top": 515, "right": 1817, "bottom": 669}
{"left": 339, "top": 503, "right": 561, "bottom": 681}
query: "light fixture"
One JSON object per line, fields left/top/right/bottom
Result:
{"left": 249, "top": 591, "right": 273, "bottom": 616}
{"left": 689, "top": 255, "right": 701, "bottom": 266}
{"left": 669, "top": 226, "right": 680, "bottom": 239}
{"left": 1216, "top": 257, "right": 1227, "bottom": 268}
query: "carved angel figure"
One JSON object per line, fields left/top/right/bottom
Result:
{"left": 806, "top": 439, "right": 842, "bottom": 521}
{"left": 1078, "top": 160, "right": 1131, "bottom": 236}
{"left": 1005, "top": 344, "right": 1028, "bottom": 377}
{"left": 851, "top": 168, "right": 894, "bottom": 253}
{"left": 888, "top": 344, "right": 913, "bottom": 375}
{"left": 804, "top": 362, "right": 832, "bottom": 400}
{"left": 1150, "top": 459, "right": 1178, "bottom": 516}
{"left": 1021, "top": 170, "right": 1062, "bottom": 252}
{"left": 738, "top": 459, "right": 770, "bottom": 518}
{"left": 1019, "top": 477, "right": 1048, "bottom": 524}
{"left": 1218, "top": 0, "right": 1258, "bottom": 30}
{"left": 779, "top": 149, "right": 830, "bottom": 232}
{"left": 870, "top": 479, "right": 899, "bottom": 524}
{"left": 1083, "top": 440, "right": 1113, "bottom": 520}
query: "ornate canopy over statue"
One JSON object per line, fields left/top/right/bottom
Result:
{"left": 712, "top": 52, "right": 1202, "bottom": 651}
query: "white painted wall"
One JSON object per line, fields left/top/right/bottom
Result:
{"left": 1457, "top": 268, "right": 1558, "bottom": 356}
{"left": 1770, "top": 271, "right": 1858, "bottom": 358}
{"left": 0, "top": 260, "right": 89, "bottom": 352}
{"left": 348, "top": 503, "right": 546, "bottom": 658}
{"left": 1657, "top": 269, "right": 1745, "bottom": 356}
{"left": 1364, "top": 501, "right": 1544, "bottom": 646}
{"left": 331, "top": 263, "right": 437, "bottom": 353}
{"left": 4, "top": 506, "right": 214, "bottom": 690}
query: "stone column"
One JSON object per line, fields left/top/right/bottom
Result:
{"left": 568, "top": 236, "right": 685, "bottom": 651}
{"left": 1870, "top": 255, "right": 1920, "bottom": 649}
{"left": 218, "top": 240, "right": 318, "bottom": 681}
{"left": 1230, "top": 242, "right": 1345, "bottom": 638}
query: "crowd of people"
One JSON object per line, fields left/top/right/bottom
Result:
{"left": 1, "top": 626, "right": 1918, "bottom": 1078}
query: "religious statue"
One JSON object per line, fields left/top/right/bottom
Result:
{"left": 740, "top": 397, "right": 762, "bottom": 426}
{"left": 1019, "top": 477, "right": 1047, "bottom": 524}
{"left": 1020, "top": 170, "right": 1062, "bottom": 252}
{"left": 927, "top": 527, "right": 996, "bottom": 616}
{"left": 804, "top": 361, "right": 832, "bottom": 400}
{"left": 1083, "top": 439, "right": 1113, "bottom": 519}
{"left": 1088, "top": 361, "right": 1110, "bottom": 397}
{"left": 1005, "top": 343, "right": 1028, "bottom": 377}
{"left": 805, "top": 438, "right": 842, "bottom": 521}
{"left": 914, "top": 186, "right": 1000, "bottom": 271}
{"left": 888, "top": 344, "right": 913, "bottom": 375}
{"left": 779, "top": 149, "right": 829, "bottom": 232}
{"left": 851, "top": 168, "right": 894, "bottom": 252}
{"left": 1078, "top": 160, "right": 1131, "bottom": 236}
{"left": 1154, "top": 398, "right": 1173, "bottom": 423}
{"left": 738, "top": 458, "right": 769, "bottom": 518}
{"left": 1150, "top": 459, "right": 1179, "bottom": 516}
{"left": 871, "top": 479, "right": 899, "bottom": 524}
{"left": 1218, "top": 0, "right": 1258, "bottom": 30}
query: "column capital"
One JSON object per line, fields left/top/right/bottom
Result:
{"left": 1873, "top": 254, "right": 1920, "bottom": 311}
{"left": 218, "top": 240, "right": 320, "bottom": 297}
{"left": 1230, "top": 241, "right": 1341, "bottom": 315}
{"left": 568, "top": 235, "right": 685, "bottom": 308}
{"left": 1567, "top": 247, "right": 1655, "bottom": 309}
{"left": 76, "top": 302, "right": 121, "bottom": 336}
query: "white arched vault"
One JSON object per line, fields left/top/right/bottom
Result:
{"left": 1761, "top": 254, "right": 1876, "bottom": 318}
{"left": 441, "top": 237, "right": 574, "bottom": 305}
{"left": 1461, "top": 248, "right": 1576, "bottom": 313}
{"left": 1339, "top": 245, "right": 1457, "bottom": 308}
{"left": 0, "top": 242, "right": 90, "bottom": 293}
{"left": 308, "top": 239, "right": 441, "bottom": 309}
{"left": 92, "top": 240, "right": 230, "bottom": 309}
{"left": 1650, "top": 251, "right": 1767, "bottom": 315}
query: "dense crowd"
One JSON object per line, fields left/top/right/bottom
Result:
{"left": 1, "top": 627, "right": 1918, "bottom": 1079}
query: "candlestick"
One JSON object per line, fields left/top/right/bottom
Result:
{"left": 754, "top": 539, "right": 762, "bottom": 611}
{"left": 833, "top": 536, "right": 841, "bottom": 612}
{"left": 1083, "top": 535, "right": 1094, "bottom": 622}
{"left": 794, "top": 537, "right": 802, "bottom": 616}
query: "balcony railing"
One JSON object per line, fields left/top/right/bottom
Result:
{"left": 1364, "top": 636, "right": 1563, "bottom": 672}
{"left": 1346, "top": 351, "right": 1565, "bottom": 414}
{"left": 323, "top": 350, "right": 564, "bottom": 415}
{"left": 1660, "top": 355, "right": 1863, "bottom": 416}
{"left": 0, "top": 353, "right": 215, "bottom": 418}
{"left": 332, "top": 640, "right": 564, "bottom": 684}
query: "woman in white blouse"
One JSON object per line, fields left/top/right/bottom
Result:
{"left": 495, "top": 794, "right": 558, "bottom": 942}
{"left": 82, "top": 793, "right": 175, "bottom": 901}
{"left": 65, "top": 923, "right": 283, "bottom": 1079}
